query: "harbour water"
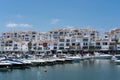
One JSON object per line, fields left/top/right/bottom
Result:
{"left": 0, "top": 59, "right": 120, "bottom": 80}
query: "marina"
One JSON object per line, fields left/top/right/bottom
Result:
{"left": 1, "top": 59, "right": 120, "bottom": 80}
{"left": 0, "top": 53, "right": 120, "bottom": 70}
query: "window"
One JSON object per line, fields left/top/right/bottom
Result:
{"left": 72, "top": 43, "right": 75, "bottom": 46}
{"left": 38, "top": 47, "right": 42, "bottom": 50}
{"left": 59, "top": 39, "right": 64, "bottom": 42}
{"left": 105, "top": 36, "right": 108, "bottom": 38}
{"left": 83, "top": 39, "right": 88, "bottom": 42}
{"left": 59, "top": 47, "right": 64, "bottom": 50}
{"left": 25, "top": 34, "right": 29, "bottom": 36}
{"left": 78, "top": 33, "right": 82, "bottom": 35}
{"left": 54, "top": 37, "right": 58, "bottom": 39}
{"left": 59, "top": 43, "right": 64, "bottom": 46}
{"left": 54, "top": 47, "right": 57, "bottom": 49}
{"left": 66, "top": 43, "right": 70, "bottom": 46}
{"left": 54, "top": 32, "right": 58, "bottom": 34}
{"left": 39, "top": 43, "right": 43, "bottom": 46}
{"left": 14, "top": 33, "right": 17, "bottom": 37}
{"left": 33, "top": 44, "right": 36, "bottom": 46}
{"left": 109, "top": 43, "right": 114, "bottom": 45}
{"left": 117, "top": 47, "right": 120, "bottom": 49}
{"left": 14, "top": 44, "right": 17, "bottom": 46}
{"left": 96, "top": 42, "right": 100, "bottom": 46}
{"left": 59, "top": 32, "right": 63, "bottom": 35}
{"left": 54, "top": 43, "right": 57, "bottom": 46}
{"left": 34, "top": 47, "right": 36, "bottom": 50}
{"left": 32, "top": 32, "right": 36, "bottom": 34}
{"left": 9, "top": 41, "right": 13, "bottom": 43}
{"left": 90, "top": 33, "right": 95, "bottom": 36}
{"left": 66, "top": 39, "right": 70, "bottom": 42}
{"left": 7, "top": 36, "right": 10, "bottom": 38}
{"left": 71, "top": 39, "right": 76, "bottom": 42}
{"left": 32, "top": 35, "right": 35, "bottom": 37}
{"left": 103, "top": 42, "right": 107, "bottom": 45}
{"left": 83, "top": 43, "right": 88, "bottom": 46}
{"left": 25, "top": 38, "right": 29, "bottom": 41}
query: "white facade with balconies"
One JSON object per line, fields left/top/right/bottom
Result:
{"left": 0, "top": 27, "right": 119, "bottom": 54}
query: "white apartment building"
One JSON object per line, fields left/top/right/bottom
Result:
{"left": 104, "top": 28, "right": 120, "bottom": 51}
{"left": 2, "top": 30, "right": 37, "bottom": 42}
{"left": 0, "top": 27, "right": 119, "bottom": 54}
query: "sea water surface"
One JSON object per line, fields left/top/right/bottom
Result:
{"left": 0, "top": 59, "right": 120, "bottom": 80}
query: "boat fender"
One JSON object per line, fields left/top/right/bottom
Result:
{"left": 6, "top": 66, "right": 9, "bottom": 69}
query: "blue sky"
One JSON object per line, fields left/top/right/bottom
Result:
{"left": 0, "top": 0, "right": 120, "bottom": 36}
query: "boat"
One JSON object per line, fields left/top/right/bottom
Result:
{"left": 82, "top": 54, "right": 91, "bottom": 60}
{"left": 66, "top": 55, "right": 81, "bottom": 62}
{"left": 0, "top": 61, "right": 12, "bottom": 71}
{"left": 64, "top": 58, "right": 73, "bottom": 63}
{"left": 114, "top": 59, "right": 120, "bottom": 65}
{"left": 0, "top": 61, "right": 12, "bottom": 69}
{"left": 111, "top": 56, "right": 117, "bottom": 61}
{"left": 53, "top": 54, "right": 65, "bottom": 64}
{"left": 44, "top": 58, "right": 56, "bottom": 65}
{"left": 93, "top": 52, "right": 112, "bottom": 59}
{"left": 55, "top": 58, "right": 65, "bottom": 64}
{"left": 0, "top": 59, "right": 29, "bottom": 69}
{"left": 31, "top": 59, "right": 46, "bottom": 66}
{"left": 114, "top": 54, "right": 120, "bottom": 59}
{"left": 21, "top": 59, "right": 32, "bottom": 66}
{"left": 111, "top": 56, "right": 120, "bottom": 65}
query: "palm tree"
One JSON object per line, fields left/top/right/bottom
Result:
{"left": 28, "top": 41, "right": 32, "bottom": 54}
{"left": 114, "top": 37, "right": 119, "bottom": 54}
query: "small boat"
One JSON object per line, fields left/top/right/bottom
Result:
{"left": 64, "top": 58, "right": 73, "bottom": 63}
{"left": 99, "top": 54, "right": 112, "bottom": 59}
{"left": 0, "top": 61, "right": 12, "bottom": 68}
{"left": 31, "top": 59, "right": 46, "bottom": 66}
{"left": 110, "top": 56, "right": 120, "bottom": 65}
{"left": 83, "top": 54, "right": 91, "bottom": 60}
{"left": 1, "top": 59, "right": 28, "bottom": 69}
{"left": 111, "top": 56, "right": 117, "bottom": 61}
{"left": 114, "top": 60, "right": 120, "bottom": 65}
{"left": 66, "top": 55, "right": 81, "bottom": 62}
{"left": 52, "top": 54, "right": 65, "bottom": 64}
{"left": 44, "top": 58, "right": 56, "bottom": 65}
{"left": 55, "top": 58, "right": 65, "bottom": 64}
{"left": 113, "top": 54, "right": 120, "bottom": 59}
{"left": 93, "top": 52, "right": 112, "bottom": 59}
{"left": 0, "top": 61, "right": 13, "bottom": 71}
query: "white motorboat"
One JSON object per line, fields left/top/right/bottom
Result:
{"left": 31, "top": 59, "right": 46, "bottom": 66}
{"left": 0, "top": 61, "right": 12, "bottom": 68}
{"left": 111, "top": 56, "right": 117, "bottom": 61}
{"left": 66, "top": 55, "right": 81, "bottom": 62}
{"left": 114, "top": 59, "right": 120, "bottom": 64}
{"left": 21, "top": 59, "right": 32, "bottom": 66}
{"left": 111, "top": 56, "right": 120, "bottom": 64}
{"left": 93, "top": 52, "right": 112, "bottom": 59}
{"left": 55, "top": 58, "right": 65, "bottom": 64}
{"left": 1, "top": 59, "right": 28, "bottom": 69}
{"left": 0, "top": 61, "right": 12, "bottom": 71}
{"left": 83, "top": 54, "right": 91, "bottom": 59}
{"left": 43, "top": 58, "right": 56, "bottom": 65}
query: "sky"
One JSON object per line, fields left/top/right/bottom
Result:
{"left": 0, "top": 0, "right": 120, "bottom": 37}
